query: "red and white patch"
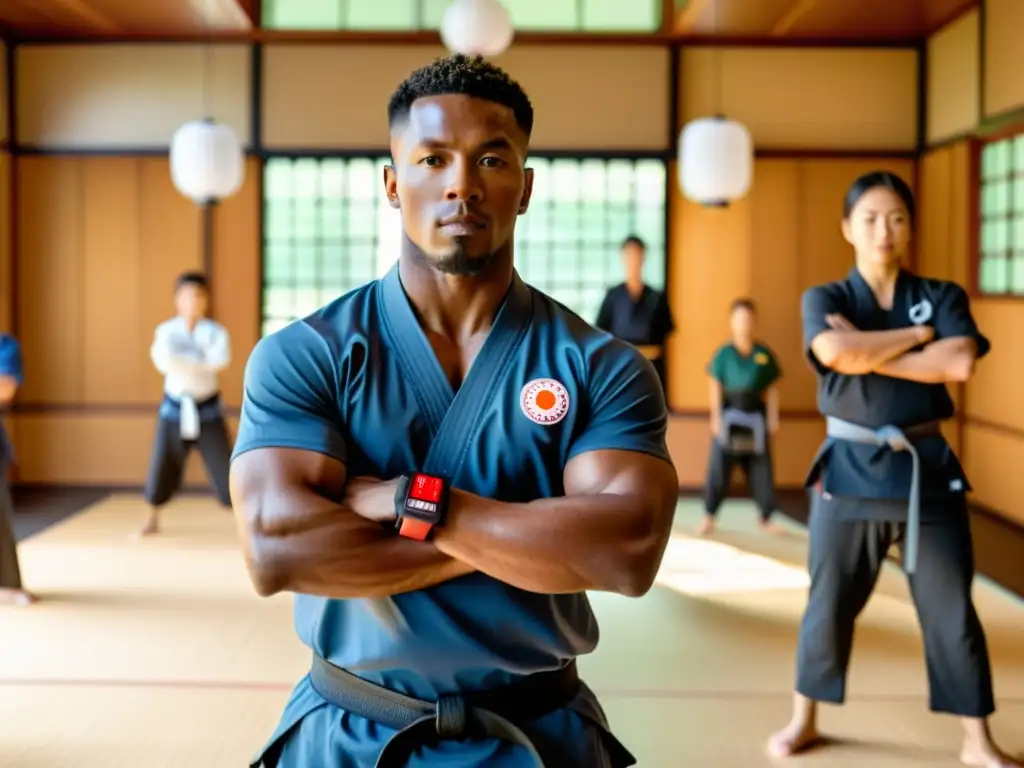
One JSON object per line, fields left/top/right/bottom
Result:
{"left": 520, "top": 378, "right": 570, "bottom": 425}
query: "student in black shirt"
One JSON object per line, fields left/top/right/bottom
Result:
{"left": 767, "top": 171, "right": 1019, "bottom": 767}
{"left": 596, "top": 235, "right": 675, "bottom": 391}
{"left": 700, "top": 298, "right": 782, "bottom": 535}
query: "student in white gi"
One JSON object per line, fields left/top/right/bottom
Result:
{"left": 140, "top": 272, "right": 232, "bottom": 536}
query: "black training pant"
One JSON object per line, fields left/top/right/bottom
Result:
{"left": 0, "top": 479, "right": 21, "bottom": 589}
{"left": 702, "top": 437, "right": 775, "bottom": 521}
{"left": 143, "top": 416, "right": 233, "bottom": 508}
{"left": 794, "top": 490, "right": 995, "bottom": 717}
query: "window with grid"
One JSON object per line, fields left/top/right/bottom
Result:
{"left": 261, "top": 156, "right": 667, "bottom": 335}
{"left": 978, "top": 134, "right": 1024, "bottom": 296}
{"left": 262, "top": 0, "right": 661, "bottom": 32}
{"left": 515, "top": 157, "right": 666, "bottom": 324}
{"left": 263, "top": 156, "right": 396, "bottom": 336}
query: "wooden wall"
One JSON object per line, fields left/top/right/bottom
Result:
{"left": 10, "top": 156, "right": 259, "bottom": 484}
{"left": 7, "top": 40, "right": 923, "bottom": 491}
{"left": 920, "top": 1, "right": 1024, "bottom": 528}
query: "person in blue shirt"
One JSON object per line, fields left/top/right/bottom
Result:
{"left": 229, "top": 54, "right": 679, "bottom": 768}
{"left": 767, "top": 171, "right": 1020, "bottom": 768}
{"left": 0, "top": 334, "right": 35, "bottom": 606}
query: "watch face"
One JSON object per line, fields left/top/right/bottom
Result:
{"left": 406, "top": 473, "right": 444, "bottom": 520}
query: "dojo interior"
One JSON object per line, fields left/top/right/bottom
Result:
{"left": 2, "top": 0, "right": 1024, "bottom": 766}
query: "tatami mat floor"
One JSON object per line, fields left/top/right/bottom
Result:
{"left": 1, "top": 494, "right": 1021, "bottom": 767}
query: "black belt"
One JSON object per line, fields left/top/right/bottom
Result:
{"left": 309, "top": 654, "right": 580, "bottom": 768}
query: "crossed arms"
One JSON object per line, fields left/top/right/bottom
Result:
{"left": 229, "top": 329, "right": 679, "bottom": 602}
{"left": 231, "top": 445, "right": 678, "bottom": 600}
{"left": 804, "top": 285, "right": 986, "bottom": 384}
{"left": 150, "top": 322, "right": 231, "bottom": 376}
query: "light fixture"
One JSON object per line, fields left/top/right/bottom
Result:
{"left": 168, "top": 118, "right": 245, "bottom": 314}
{"left": 677, "top": 115, "right": 753, "bottom": 207}
{"left": 440, "top": 0, "right": 515, "bottom": 58}
{"left": 169, "top": 119, "right": 245, "bottom": 205}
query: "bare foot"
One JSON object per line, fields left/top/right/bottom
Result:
{"left": 0, "top": 588, "right": 37, "bottom": 606}
{"left": 961, "top": 741, "right": 1023, "bottom": 767}
{"left": 697, "top": 516, "right": 716, "bottom": 536}
{"left": 135, "top": 516, "right": 160, "bottom": 538}
{"left": 759, "top": 519, "right": 781, "bottom": 534}
{"left": 767, "top": 719, "right": 821, "bottom": 758}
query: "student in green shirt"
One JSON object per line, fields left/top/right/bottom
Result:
{"left": 699, "top": 298, "right": 782, "bottom": 535}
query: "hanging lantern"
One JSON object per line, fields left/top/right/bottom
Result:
{"left": 440, "top": 0, "right": 515, "bottom": 58}
{"left": 169, "top": 119, "right": 245, "bottom": 204}
{"left": 678, "top": 116, "right": 753, "bottom": 207}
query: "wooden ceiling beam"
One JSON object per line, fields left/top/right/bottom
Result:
{"left": 770, "top": 0, "right": 819, "bottom": 36}
{"left": 193, "top": 0, "right": 253, "bottom": 30}
{"left": 673, "top": 0, "right": 713, "bottom": 33}
{"left": 49, "top": 0, "right": 119, "bottom": 32}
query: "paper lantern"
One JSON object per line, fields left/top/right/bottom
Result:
{"left": 677, "top": 116, "right": 753, "bottom": 207}
{"left": 440, "top": 0, "right": 514, "bottom": 58}
{"left": 169, "top": 119, "right": 245, "bottom": 204}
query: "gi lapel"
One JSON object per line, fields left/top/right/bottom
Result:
{"left": 379, "top": 265, "right": 454, "bottom": 433}
{"left": 379, "top": 264, "right": 534, "bottom": 480}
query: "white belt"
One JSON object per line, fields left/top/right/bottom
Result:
{"left": 179, "top": 395, "right": 201, "bottom": 441}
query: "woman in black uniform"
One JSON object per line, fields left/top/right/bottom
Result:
{"left": 767, "top": 171, "right": 1020, "bottom": 767}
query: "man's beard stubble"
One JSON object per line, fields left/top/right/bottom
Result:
{"left": 433, "top": 237, "right": 498, "bottom": 277}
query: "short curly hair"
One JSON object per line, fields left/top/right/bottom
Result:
{"left": 387, "top": 54, "right": 533, "bottom": 137}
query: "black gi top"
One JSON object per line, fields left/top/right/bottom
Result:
{"left": 802, "top": 268, "right": 990, "bottom": 511}
{"left": 595, "top": 284, "right": 675, "bottom": 348}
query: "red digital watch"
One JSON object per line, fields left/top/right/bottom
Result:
{"left": 394, "top": 472, "right": 449, "bottom": 540}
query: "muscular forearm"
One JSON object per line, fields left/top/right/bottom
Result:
{"left": 242, "top": 489, "right": 473, "bottom": 599}
{"left": 816, "top": 327, "right": 926, "bottom": 374}
{"left": 433, "top": 488, "right": 672, "bottom": 597}
{"left": 873, "top": 338, "right": 976, "bottom": 383}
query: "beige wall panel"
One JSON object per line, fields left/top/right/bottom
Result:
{"left": 262, "top": 44, "right": 670, "bottom": 151}
{"left": 11, "top": 413, "right": 237, "bottom": 487}
{"left": 17, "top": 156, "right": 84, "bottom": 402}
{"left": 746, "top": 159, "right": 805, "bottom": 411}
{"left": 964, "top": 300, "right": 1024, "bottom": 433}
{"left": 926, "top": 9, "right": 980, "bottom": 145}
{"left": 16, "top": 44, "right": 251, "bottom": 148}
{"left": 962, "top": 423, "right": 1024, "bottom": 527}
{"left": 680, "top": 47, "right": 918, "bottom": 150}
{"left": 81, "top": 158, "right": 145, "bottom": 404}
{"left": 917, "top": 148, "right": 952, "bottom": 281}
{"left": 984, "top": 0, "right": 1024, "bottom": 117}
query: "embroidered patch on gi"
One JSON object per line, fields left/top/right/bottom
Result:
{"left": 520, "top": 378, "right": 570, "bottom": 425}
{"left": 754, "top": 352, "right": 769, "bottom": 365}
{"left": 908, "top": 299, "right": 933, "bottom": 325}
